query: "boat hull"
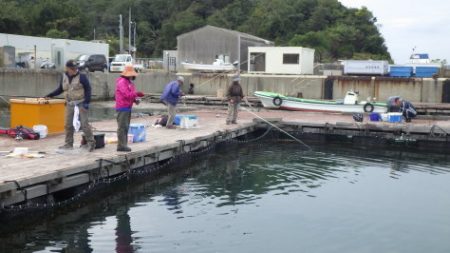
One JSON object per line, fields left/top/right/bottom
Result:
{"left": 182, "top": 62, "right": 235, "bottom": 72}
{"left": 255, "top": 91, "right": 387, "bottom": 113}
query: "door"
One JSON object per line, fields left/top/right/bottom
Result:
{"left": 53, "top": 47, "right": 64, "bottom": 69}
{"left": 250, "top": 52, "right": 265, "bottom": 72}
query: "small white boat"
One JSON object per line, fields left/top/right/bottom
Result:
{"left": 182, "top": 59, "right": 236, "bottom": 72}
{"left": 254, "top": 91, "right": 387, "bottom": 113}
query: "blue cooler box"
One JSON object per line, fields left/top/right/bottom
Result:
{"left": 174, "top": 115, "right": 198, "bottom": 125}
{"left": 128, "top": 123, "right": 146, "bottom": 142}
{"left": 387, "top": 113, "right": 402, "bottom": 123}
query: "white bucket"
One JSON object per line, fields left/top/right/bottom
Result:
{"left": 127, "top": 134, "right": 134, "bottom": 144}
{"left": 33, "top": 125, "right": 48, "bottom": 138}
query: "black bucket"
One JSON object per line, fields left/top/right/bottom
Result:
{"left": 81, "top": 133, "right": 105, "bottom": 149}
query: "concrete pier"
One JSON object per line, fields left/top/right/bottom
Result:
{"left": 1, "top": 106, "right": 450, "bottom": 209}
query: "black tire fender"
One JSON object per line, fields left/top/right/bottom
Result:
{"left": 273, "top": 96, "right": 283, "bottom": 106}
{"left": 363, "top": 103, "right": 374, "bottom": 113}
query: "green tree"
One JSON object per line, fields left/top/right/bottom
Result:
{"left": 2, "top": 0, "right": 391, "bottom": 61}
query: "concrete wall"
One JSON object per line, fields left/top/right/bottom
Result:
{"left": 332, "top": 77, "right": 445, "bottom": 102}
{"left": 0, "top": 69, "right": 175, "bottom": 99}
{"left": 0, "top": 69, "right": 448, "bottom": 103}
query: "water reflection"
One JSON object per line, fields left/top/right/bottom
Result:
{"left": 1, "top": 140, "right": 450, "bottom": 252}
{"left": 115, "top": 207, "right": 133, "bottom": 253}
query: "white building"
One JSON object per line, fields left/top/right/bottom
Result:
{"left": 248, "top": 47, "right": 315, "bottom": 75}
{"left": 0, "top": 33, "right": 109, "bottom": 70}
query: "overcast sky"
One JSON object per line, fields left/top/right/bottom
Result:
{"left": 339, "top": 0, "right": 448, "bottom": 64}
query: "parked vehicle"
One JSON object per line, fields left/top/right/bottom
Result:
{"left": 75, "top": 54, "right": 89, "bottom": 69}
{"left": 109, "top": 54, "right": 143, "bottom": 73}
{"left": 83, "top": 54, "right": 108, "bottom": 72}
{"left": 254, "top": 90, "right": 387, "bottom": 113}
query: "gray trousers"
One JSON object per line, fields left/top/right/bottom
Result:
{"left": 166, "top": 103, "right": 176, "bottom": 126}
{"left": 117, "top": 111, "right": 131, "bottom": 148}
{"left": 65, "top": 104, "right": 94, "bottom": 147}
{"left": 227, "top": 102, "right": 239, "bottom": 123}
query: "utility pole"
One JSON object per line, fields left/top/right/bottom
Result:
{"left": 119, "top": 14, "right": 123, "bottom": 53}
{"left": 128, "top": 8, "right": 131, "bottom": 54}
{"left": 133, "top": 22, "right": 136, "bottom": 59}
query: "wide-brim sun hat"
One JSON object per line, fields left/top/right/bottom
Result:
{"left": 121, "top": 64, "right": 138, "bottom": 77}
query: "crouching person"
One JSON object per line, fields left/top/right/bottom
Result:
{"left": 400, "top": 99, "right": 417, "bottom": 122}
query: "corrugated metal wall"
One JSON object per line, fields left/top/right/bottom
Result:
{"left": 177, "top": 27, "right": 238, "bottom": 70}
{"left": 177, "top": 26, "right": 271, "bottom": 71}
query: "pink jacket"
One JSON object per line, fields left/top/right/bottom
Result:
{"left": 115, "top": 77, "right": 138, "bottom": 109}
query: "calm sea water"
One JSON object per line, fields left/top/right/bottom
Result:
{"left": 1, "top": 141, "right": 450, "bottom": 253}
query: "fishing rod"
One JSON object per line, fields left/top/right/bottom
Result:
{"left": 242, "top": 97, "right": 312, "bottom": 151}
{"left": 181, "top": 56, "right": 312, "bottom": 150}
{"left": 0, "top": 94, "right": 96, "bottom": 98}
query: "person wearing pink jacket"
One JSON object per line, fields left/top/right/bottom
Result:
{"left": 115, "top": 65, "right": 145, "bottom": 152}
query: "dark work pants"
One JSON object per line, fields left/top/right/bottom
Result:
{"left": 117, "top": 111, "right": 131, "bottom": 149}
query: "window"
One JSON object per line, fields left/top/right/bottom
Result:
{"left": 283, "top": 54, "right": 299, "bottom": 64}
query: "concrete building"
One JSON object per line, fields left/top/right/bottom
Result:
{"left": 177, "top": 25, "right": 273, "bottom": 72}
{"left": 248, "top": 47, "right": 315, "bottom": 75}
{"left": 0, "top": 33, "right": 109, "bottom": 70}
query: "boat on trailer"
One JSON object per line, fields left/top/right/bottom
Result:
{"left": 254, "top": 91, "right": 387, "bottom": 113}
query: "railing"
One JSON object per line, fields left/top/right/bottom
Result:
{"left": 135, "top": 58, "right": 163, "bottom": 69}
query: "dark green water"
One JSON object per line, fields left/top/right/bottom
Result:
{"left": 1, "top": 141, "right": 450, "bottom": 253}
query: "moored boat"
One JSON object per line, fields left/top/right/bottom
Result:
{"left": 182, "top": 59, "right": 236, "bottom": 72}
{"left": 254, "top": 91, "right": 387, "bottom": 113}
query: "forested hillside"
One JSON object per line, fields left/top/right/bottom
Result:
{"left": 0, "top": 0, "right": 391, "bottom": 61}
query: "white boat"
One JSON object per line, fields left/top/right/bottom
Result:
{"left": 254, "top": 91, "right": 387, "bottom": 113}
{"left": 182, "top": 59, "right": 236, "bottom": 72}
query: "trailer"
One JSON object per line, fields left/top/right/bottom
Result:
{"left": 0, "top": 33, "right": 109, "bottom": 70}
{"left": 343, "top": 60, "right": 389, "bottom": 76}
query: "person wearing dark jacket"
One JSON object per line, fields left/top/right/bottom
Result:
{"left": 226, "top": 75, "right": 244, "bottom": 125}
{"left": 400, "top": 99, "right": 417, "bottom": 122}
{"left": 45, "top": 60, "right": 95, "bottom": 151}
{"left": 160, "top": 76, "right": 184, "bottom": 129}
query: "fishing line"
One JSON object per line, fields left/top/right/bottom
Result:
{"left": 242, "top": 98, "right": 311, "bottom": 151}
{"left": 180, "top": 55, "right": 311, "bottom": 150}
{"left": 0, "top": 96, "right": 10, "bottom": 105}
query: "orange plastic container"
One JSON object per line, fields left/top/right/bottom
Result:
{"left": 10, "top": 98, "right": 65, "bottom": 134}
